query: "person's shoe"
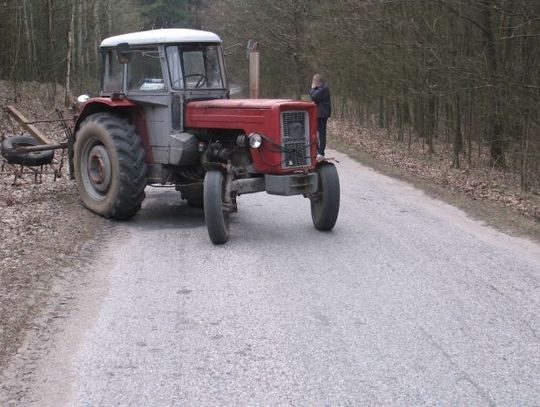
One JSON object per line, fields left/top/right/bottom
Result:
{"left": 316, "top": 154, "right": 324, "bottom": 162}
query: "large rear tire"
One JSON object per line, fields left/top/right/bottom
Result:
{"left": 310, "top": 163, "right": 340, "bottom": 231}
{"left": 203, "top": 170, "right": 229, "bottom": 244}
{"left": 74, "top": 112, "right": 147, "bottom": 220}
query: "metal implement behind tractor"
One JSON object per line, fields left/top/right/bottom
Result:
{"left": 1, "top": 106, "right": 73, "bottom": 182}
{"left": 3, "top": 28, "right": 340, "bottom": 244}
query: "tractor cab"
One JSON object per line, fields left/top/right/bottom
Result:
{"left": 100, "top": 28, "right": 228, "bottom": 101}
{"left": 97, "top": 28, "right": 229, "bottom": 152}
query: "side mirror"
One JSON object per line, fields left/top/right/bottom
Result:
{"left": 117, "top": 42, "right": 131, "bottom": 64}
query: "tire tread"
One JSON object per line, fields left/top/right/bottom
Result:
{"left": 311, "top": 163, "right": 340, "bottom": 231}
{"left": 76, "top": 113, "right": 147, "bottom": 220}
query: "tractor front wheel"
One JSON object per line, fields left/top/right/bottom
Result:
{"left": 74, "top": 113, "right": 147, "bottom": 220}
{"left": 203, "top": 170, "right": 230, "bottom": 244}
{"left": 310, "top": 162, "right": 340, "bottom": 231}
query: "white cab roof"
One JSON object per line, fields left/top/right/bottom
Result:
{"left": 100, "top": 28, "right": 221, "bottom": 48}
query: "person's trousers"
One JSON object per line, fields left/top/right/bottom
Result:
{"left": 317, "top": 117, "right": 328, "bottom": 156}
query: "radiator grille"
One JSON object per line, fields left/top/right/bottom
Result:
{"left": 281, "top": 111, "right": 310, "bottom": 168}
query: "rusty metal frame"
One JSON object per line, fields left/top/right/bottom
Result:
{"left": 3, "top": 105, "right": 53, "bottom": 145}
{"left": 1, "top": 105, "right": 72, "bottom": 181}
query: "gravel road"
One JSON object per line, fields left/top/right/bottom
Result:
{"left": 1, "top": 149, "right": 539, "bottom": 406}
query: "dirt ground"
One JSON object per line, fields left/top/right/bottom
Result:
{"left": 0, "top": 82, "right": 538, "bottom": 375}
{"left": 0, "top": 82, "right": 106, "bottom": 371}
{"left": 0, "top": 176, "right": 104, "bottom": 369}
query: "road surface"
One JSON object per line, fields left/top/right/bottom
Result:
{"left": 1, "top": 150, "right": 539, "bottom": 406}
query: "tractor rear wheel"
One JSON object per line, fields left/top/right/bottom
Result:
{"left": 310, "top": 162, "right": 340, "bottom": 231}
{"left": 74, "top": 112, "right": 147, "bottom": 220}
{"left": 203, "top": 170, "right": 229, "bottom": 244}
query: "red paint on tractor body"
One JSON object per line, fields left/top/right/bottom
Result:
{"left": 185, "top": 99, "right": 318, "bottom": 174}
{"left": 75, "top": 98, "right": 153, "bottom": 161}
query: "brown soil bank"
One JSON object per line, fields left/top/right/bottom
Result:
{"left": 0, "top": 81, "right": 106, "bottom": 370}
{"left": 329, "top": 119, "right": 540, "bottom": 240}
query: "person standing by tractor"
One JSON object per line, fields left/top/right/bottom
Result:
{"left": 309, "top": 74, "right": 332, "bottom": 161}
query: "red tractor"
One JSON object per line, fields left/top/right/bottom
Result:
{"left": 73, "top": 28, "right": 340, "bottom": 244}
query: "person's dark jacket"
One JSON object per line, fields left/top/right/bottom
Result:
{"left": 310, "top": 84, "right": 331, "bottom": 118}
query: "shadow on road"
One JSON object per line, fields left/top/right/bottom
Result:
{"left": 121, "top": 187, "right": 337, "bottom": 245}
{"left": 131, "top": 188, "right": 206, "bottom": 231}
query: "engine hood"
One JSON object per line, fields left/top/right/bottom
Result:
{"left": 187, "top": 98, "right": 313, "bottom": 110}
{"left": 185, "top": 98, "right": 318, "bottom": 174}
{"left": 185, "top": 98, "right": 316, "bottom": 131}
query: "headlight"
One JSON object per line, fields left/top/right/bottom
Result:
{"left": 248, "top": 133, "right": 263, "bottom": 149}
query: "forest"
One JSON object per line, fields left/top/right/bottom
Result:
{"left": 0, "top": 0, "right": 539, "bottom": 191}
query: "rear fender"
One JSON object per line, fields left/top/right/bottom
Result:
{"left": 74, "top": 98, "right": 152, "bottom": 161}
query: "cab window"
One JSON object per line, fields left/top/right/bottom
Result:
{"left": 166, "top": 46, "right": 183, "bottom": 89}
{"left": 166, "top": 44, "right": 225, "bottom": 90}
{"left": 127, "top": 47, "right": 165, "bottom": 92}
{"left": 102, "top": 50, "right": 123, "bottom": 93}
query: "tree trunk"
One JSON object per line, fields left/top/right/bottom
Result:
{"left": 378, "top": 97, "right": 385, "bottom": 128}
{"left": 427, "top": 96, "right": 435, "bottom": 155}
{"left": 453, "top": 95, "right": 463, "bottom": 169}
{"left": 520, "top": 120, "right": 530, "bottom": 191}
{"left": 480, "top": 1, "right": 505, "bottom": 167}
{"left": 93, "top": 0, "right": 101, "bottom": 62}
{"left": 21, "top": 0, "right": 34, "bottom": 80}
{"left": 77, "top": 0, "right": 83, "bottom": 78}
{"left": 65, "top": 0, "right": 75, "bottom": 106}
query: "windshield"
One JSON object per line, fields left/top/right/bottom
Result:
{"left": 166, "top": 44, "right": 225, "bottom": 90}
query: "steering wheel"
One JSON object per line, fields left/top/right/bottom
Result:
{"left": 184, "top": 73, "right": 207, "bottom": 88}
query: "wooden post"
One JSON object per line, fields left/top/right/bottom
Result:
{"left": 249, "top": 43, "right": 260, "bottom": 99}
{"left": 4, "top": 105, "right": 53, "bottom": 145}
{"left": 65, "top": 0, "right": 75, "bottom": 107}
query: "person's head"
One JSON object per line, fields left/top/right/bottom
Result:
{"left": 313, "top": 74, "right": 325, "bottom": 86}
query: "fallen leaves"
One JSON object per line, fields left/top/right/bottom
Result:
{"left": 0, "top": 81, "right": 104, "bottom": 369}
{"left": 330, "top": 118, "right": 540, "bottom": 222}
